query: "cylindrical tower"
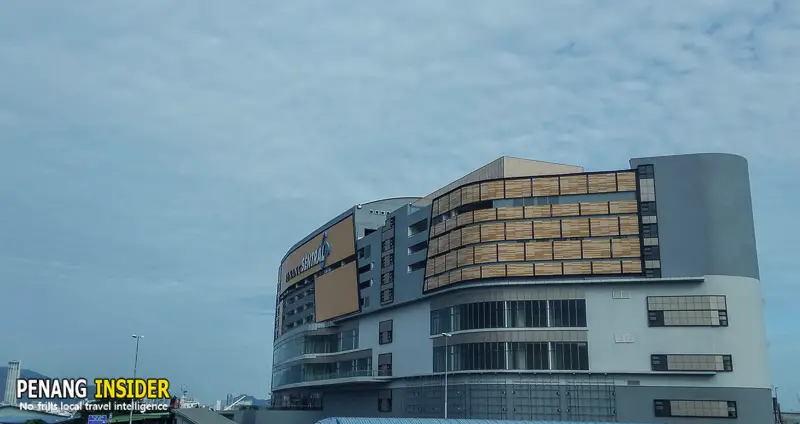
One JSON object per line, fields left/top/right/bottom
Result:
{"left": 3, "top": 360, "right": 21, "bottom": 406}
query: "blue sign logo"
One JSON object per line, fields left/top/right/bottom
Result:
{"left": 88, "top": 415, "right": 107, "bottom": 424}
{"left": 318, "top": 231, "right": 331, "bottom": 270}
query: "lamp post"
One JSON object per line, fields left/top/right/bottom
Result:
{"left": 130, "top": 335, "right": 143, "bottom": 424}
{"left": 441, "top": 332, "right": 452, "bottom": 419}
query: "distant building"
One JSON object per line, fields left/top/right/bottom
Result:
{"left": 2, "top": 361, "right": 20, "bottom": 406}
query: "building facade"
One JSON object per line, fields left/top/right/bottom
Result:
{"left": 268, "top": 154, "right": 772, "bottom": 424}
{"left": 3, "top": 361, "right": 20, "bottom": 406}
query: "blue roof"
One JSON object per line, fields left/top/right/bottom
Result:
{"left": 317, "top": 418, "right": 659, "bottom": 424}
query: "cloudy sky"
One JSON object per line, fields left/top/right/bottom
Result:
{"left": 0, "top": 0, "right": 798, "bottom": 405}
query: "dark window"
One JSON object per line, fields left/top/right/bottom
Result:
{"left": 552, "top": 342, "right": 589, "bottom": 370}
{"left": 364, "top": 228, "right": 377, "bottom": 236}
{"left": 379, "top": 320, "right": 393, "bottom": 344}
{"left": 358, "top": 279, "right": 373, "bottom": 290}
{"left": 548, "top": 299, "right": 587, "bottom": 327}
{"left": 408, "top": 241, "right": 428, "bottom": 254}
{"left": 654, "top": 399, "right": 737, "bottom": 418}
{"left": 378, "top": 390, "right": 392, "bottom": 413}
{"left": 358, "top": 263, "right": 373, "bottom": 274}
{"left": 408, "top": 219, "right": 428, "bottom": 236}
{"left": 380, "top": 288, "right": 394, "bottom": 304}
{"left": 643, "top": 245, "right": 660, "bottom": 260}
{"left": 408, "top": 260, "right": 426, "bottom": 273}
{"left": 381, "top": 271, "right": 394, "bottom": 286}
{"left": 637, "top": 164, "right": 655, "bottom": 178}
{"left": 645, "top": 269, "right": 662, "bottom": 278}
{"left": 433, "top": 341, "right": 561, "bottom": 372}
{"left": 381, "top": 254, "right": 394, "bottom": 267}
{"left": 382, "top": 238, "right": 394, "bottom": 253}
{"left": 642, "top": 223, "right": 659, "bottom": 238}
{"left": 639, "top": 201, "right": 657, "bottom": 215}
{"left": 378, "top": 353, "right": 392, "bottom": 376}
{"left": 359, "top": 296, "right": 369, "bottom": 308}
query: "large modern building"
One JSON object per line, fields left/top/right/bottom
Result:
{"left": 268, "top": 154, "right": 772, "bottom": 423}
{"left": 3, "top": 361, "right": 20, "bottom": 406}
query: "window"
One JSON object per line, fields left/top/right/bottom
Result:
{"left": 647, "top": 295, "right": 728, "bottom": 327}
{"left": 358, "top": 263, "right": 373, "bottom": 274}
{"left": 379, "top": 320, "right": 393, "bottom": 344}
{"left": 378, "top": 353, "right": 392, "bottom": 376}
{"left": 364, "top": 228, "right": 377, "bottom": 236}
{"left": 548, "top": 300, "right": 587, "bottom": 327}
{"left": 380, "top": 288, "right": 394, "bottom": 304}
{"left": 637, "top": 164, "right": 655, "bottom": 178}
{"left": 552, "top": 342, "right": 589, "bottom": 370}
{"left": 378, "top": 390, "right": 392, "bottom": 413}
{"left": 359, "top": 279, "right": 373, "bottom": 290}
{"left": 408, "top": 260, "right": 426, "bottom": 273}
{"left": 639, "top": 201, "right": 657, "bottom": 216}
{"left": 382, "top": 238, "right": 394, "bottom": 253}
{"left": 429, "top": 299, "right": 583, "bottom": 335}
{"left": 408, "top": 219, "right": 428, "bottom": 236}
{"left": 359, "top": 296, "right": 370, "bottom": 308}
{"left": 651, "top": 354, "right": 733, "bottom": 372}
{"left": 381, "top": 272, "right": 394, "bottom": 286}
{"left": 654, "top": 399, "right": 737, "bottom": 418}
{"left": 407, "top": 241, "right": 427, "bottom": 254}
{"left": 642, "top": 223, "right": 659, "bottom": 238}
{"left": 381, "top": 254, "right": 394, "bottom": 268}
{"left": 357, "top": 245, "right": 371, "bottom": 259}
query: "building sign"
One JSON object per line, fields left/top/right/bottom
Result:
{"left": 285, "top": 231, "right": 331, "bottom": 282}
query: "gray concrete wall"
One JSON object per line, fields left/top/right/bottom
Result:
{"left": 629, "top": 153, "right": 760, "bottom": 280}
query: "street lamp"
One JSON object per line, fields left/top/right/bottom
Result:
{"left": 129, "top": 335, "right": 143, "bottom": 424}
{"left": 440, "top": 332, "right": 452, "bottom": 419}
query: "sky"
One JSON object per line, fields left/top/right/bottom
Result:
{"left": 0, "top": 0, "right": 798, "bottom": 406}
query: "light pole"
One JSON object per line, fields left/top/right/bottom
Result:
{"left": 440, "top": 332, "right": 452, "bottom": 419}
{"left": 130, "top": 335, "right": 143, "bottom": 424}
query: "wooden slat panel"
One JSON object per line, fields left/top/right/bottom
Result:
{"left": 590, "top": 217, "right": 620, "bottom": 236}
{"left": 580, "top": 202, "right": 610, "bottom": 216}
{"left": 524, "top": 205, "right": 551, "bottom": 218}
{"left": 533, "top": 220, "right": 561, "bottom": 239}
{"left": 461, "top": 226, "right": 480, "bottom": 245}
{"left": 533, "top": 177, "right": 560, "bottom": 196}
{"left": 445, "top": 252, "right": 458, "bottom": 271}
{"left": 481, "top": 264, "right": 506, "bottom": 278}
{"left": 507, "top": 263, "right": 534, "bottom": 277}
{"left": 535, "top": 262, "right": 563, "bottom": 276}
{"left": 582, "top": 239, "right": 612, "bottom": 259}
{"left": 559, "top": 175, "right": 588, "bottom": 195}
{"left": 449, "top": 269, "right": 462, "bottom": 284}
{"left": 552, "top": 203, "right": 580, "bottom": 217}
{"left": 505, "top": 221, "right": 533, "bottom": 240}
{"left": 592, "top": 261, "right": 622, "bottom": 274}
{"left": 439, "top": 196, "right": 450, "bottom": 215}
{"left": 480, "top": 181, "right": 505, "bottom": 201}
{"left": 439, "top": 272, "right": 451, "bottom": 287}
{"left": 432, "top": 221, "right": 446, "bottom": 237}
{"left": 588, "top": 173, "right": 617, "bottom": 193}
{"left": 425, "top": 277, "right": 437, "bottom": 291}
{"left": 432, "top": 199, "right": 440, "bottom": 217}
{"left": 444, "top": 218, "right": 457, "bottom": 232}
{"left": 448, "top": 189, "right": 462, "bottom": 210}
{"left": 474, "top": 244, "right": 498, "bottom": 264}
{"left": 504, "top": 178, "right": 532, "bottom": 198}
{"left": 434, "top": 256, "right": 446, "bottom": 274}
{"left": 497, "top": 206, "right": 524, "bottom": 220}
{"left": 428, "top": 236, "right": 439, "bottom": 257}
{"left": 449, "top": 229, "right": 462, "bottom": 249}
{"left": 481, "top": 223, "right": 506, "bottom": 242}
{"left": 456, "top": 211, "right": 474, "bottom": 227}
{"left": 457, "top": 247, "right": 474, "bottom": 267}
{"left": 473, "top": 209, "right": 497, "bottom": 223}
{"left": 622, "top": 260, "right": 643, "bottom": 274}
{"left": 462, "top": 266, "right": 481, "bottom": 281}
{"left": 525, "top": 241, "right": 553, "bottom": 261}
{"left": 554, "top": 240, "right": 582, "bottom": 260}
{"left": 425, "top": 259, "right": 435, "bottom": 277}
{"left": 612, "top": 238, "right": 641, "bottom": 258}
{"left": 617, "top": 172, "right": 637, "bottom": 192}
{"left": 423, "top": 278, "right": 432, "bottom": 292}
{"left": 438, "top": 236, "right": 450, "bottom": 253}
{"left": 497, "top": 243, "right": 525, "bottom": 262}
{"left": 619, "top": 216, "right": 640, "bottom": 235}
{"left": 461, "top": 184, "right": 480, "bottom": 204}
{"left": 610, "top": 200, "right": 638, "bottom": 214}
{"left": 561, "top": 218, "right": 590, "bottom": 238}
{"left": 563, "top": 262, "right": 592, "bottom": 275}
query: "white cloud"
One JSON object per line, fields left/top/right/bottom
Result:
{"left": 0, "top": 0, "right": 798, "bottom": 402}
